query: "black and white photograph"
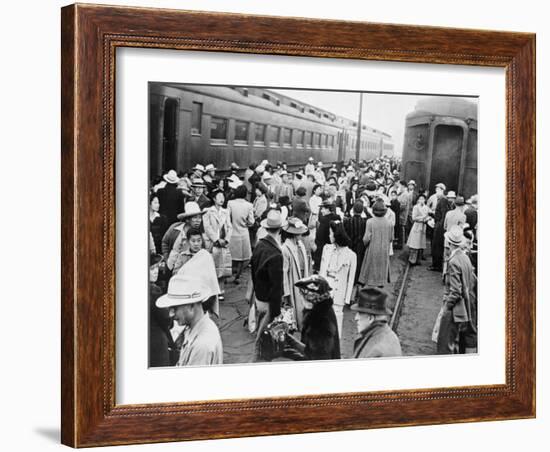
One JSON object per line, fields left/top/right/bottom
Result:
{"left": 148, "top": 83, "right": 478, "bottom": 368}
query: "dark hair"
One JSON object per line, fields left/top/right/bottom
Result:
{"left": 279, "top": 195, "right": 291, "bottom": 207}
{"left": 296, "top": 186, "right": 307, "bottom": 197}
{"left": 399, "top": 179, "right": 407, "bottom": 187}
{"left": 313, "top": 184, "right": 322, "bottom": 194}
{"left": 233, "top": 185, "right": 248, "bottom": 199}
{"left": 254, "top": 182, "right": 267, "bottom": 195}
{"left": 329, "top": 220, "right": 351, "bottom": 247}
{"left": 211, "top": 189, "right": 225, "bottom": 201}
{"left": 186, "top": 227, "right": 203, "bottom": 241}
{"left": 149, "top": 193, "right": 159, "bottom": 204}
{"left": 353, "top": 200, "right": 364, "bottom": 214}
{"left": 417, "top": 194, "right": 426, "bottom": 202}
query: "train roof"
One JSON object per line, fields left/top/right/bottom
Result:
{"left": 160, "top": 83, "right": 392, "bottom": 138}
{"left": 407, "top": 97, "right": 478, "bottom": 121}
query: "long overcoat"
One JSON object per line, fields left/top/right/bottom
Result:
{"left": 353, "top": 321, "right": 402, "bottom": 359}
{"left": 358, "top": 216, "right": 393, "bottom": 287}
{"left": 407, "top": 204, "right": 430, "bottom": 250}
{"left": 227, "top": 198, "right": 255, "bottom": 261}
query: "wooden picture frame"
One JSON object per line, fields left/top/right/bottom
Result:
{"left": 61, "top": 3, "right": 535, "bottom": 447}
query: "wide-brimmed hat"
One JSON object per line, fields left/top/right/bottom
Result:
{"left": 177, "top": 201, "right": 206, "bottom": 220}
{"left": 470, "top": 194, "right": 479, "bottom": 206}
{"left": 192, "top": 164, "right": 205, "bottom": 173}
{"left": 447, "top": 190, "right": 457, "bottom": 199}
{"left": 407, "top": 179, "right": 416, "bottom": 186}
{"left": 295, "top": 274, "right": 331, "bottom": 295}
{"left": 445, "top": 224, "right": 465, "bottom": 246}
{"left": 454, "top": 196, "right": 465, "bottom": 206}
{"left": 317, "top": 161, "right": 324, "bottom": 167}
{"left": 261, "top": 172, "right": 272, "bottom": 181}
{"left": 350, "top": 287, "right": 391, "bottom": 316}
{"left": 255, "top": 164, "right": 265, "bottom": 173}
{"left": 205, "top": 163, "right": 216, "bottom": 172}
{"left": 283, "top": 217, "right": 308, "bottom": 235}
{"left": 308, "top": 157, "right": 314, "bottom": 162}
{"left": 163, "top": 169, "right": 180, "bottom": 184}
{"left": 260, "top": 209, "right": 284, "bottom": 229}
{"left": 156, "top": 276, "right": 211, "bottom": 309}
{"left": 230, "top": 162, "right": 240, "bottom": 170}
{"left": 191, "top": 178, "right": 206, "bottom": 188}
{"left": 435, "top": 182, "right": 446, "bottom": 191}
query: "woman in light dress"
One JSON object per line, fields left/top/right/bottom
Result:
{"left": 406, "top": 194, "right": 430, "bottom": 265}
{"left": 203, "top": 190, "right": 233, "bottom": 300}
{"left": 227, "top": 185, "right": 255, "bottom": 285}
{"left": 319, "top": 220, "right": 357, "bottom": 339}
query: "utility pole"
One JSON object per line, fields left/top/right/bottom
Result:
{"left": 355, "top": 92, "right": 363, "bottom": 162}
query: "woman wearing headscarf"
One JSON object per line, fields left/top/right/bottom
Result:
{"left": 407, "top": 194, "right": 430, "bottom": 265}
{"left": 358, "top": 200, "right": 394, "bottom": 288}
{"left": 319, "top": 220, "right": 356, "bottom": 339}
{"left": 281, "top": 217, "right": 310, "bottom": 331}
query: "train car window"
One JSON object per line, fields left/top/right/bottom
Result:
{"left": 269, "top": 126, "right": 281, "bottom": 146}
{"left": 282, "top": 128, "right": 292, "bottom": 146}
{"left": 305, "top": 131, "right": 313, "bottom": 148}
{"left": 210, "top": 117, "right": 227, "bottom": 142}
{"left": 254, "top": 124, "right": 266, "bottom": 145}
{"left": 234, "top": 120, "right": 249, "bottom": 144}
{"left": 295, "top": 130, "right": 304, "bottom": 147}
{"left": 322, "top": 134, "right": 328, "bottom": 148}
{"left": 313, "top": 133, "right": 321, "bottom": 148}
{"left": 191, "top": 102, "right": 202, "bottom": 135}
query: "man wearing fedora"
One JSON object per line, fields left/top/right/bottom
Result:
{"left": 251, "top": 209, "right": 285, "bottom": 361}
{"left": 437, "top": 225, "right": 477, "bottom": 354}
{"left": 156, "top": 276, "right": 223, "bottom": 366}
{"left": 351, "top": 287, "right": 402, "bottom": 359}
{"left": 164, "top": 201, "right": 206, "bottom": 270}
{"left": 191, "top": 178, "right": 212, "bottom": 210}
{"left": 156, "top": 169, "right": 186, "bottom": 225}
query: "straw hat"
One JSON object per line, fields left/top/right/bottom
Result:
{"left": 283, "top": 217, "right": 308, "bottom": 235}
{"left": 435, "top": 182, "right": 446, "bottom": 191}
{"left": 445, "top": 224, "right": 465, "bottom": 246}
{"left": 260, "top": 209, "right": 285, "bottom": 229}
{"left": 163, "top": 169, "right": 180, "bottom": 184}
{"left": 177, "top": 201, "right": 206, "bottom": 220}
{"left": 155, "top": 276, "right": 211, "bottom": 309}
{"left": 447, "top": 190, "right": 457, "bottom": 199}
{"left": 192, "top": 164, "right": 205, "bottom": 173}
{"left": 205, "top": 164, "right": 216, "bottom": 172}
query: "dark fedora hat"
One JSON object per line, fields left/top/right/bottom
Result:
{"left": 350, "top": 287, "right": 392, "bottom": 316}
{"left": 454, "top": 196, "right": 465, "bottom": 206}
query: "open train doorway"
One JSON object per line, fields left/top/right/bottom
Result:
{"left": 430, "top": 124, "right": 463, "bottom": 194}
{"left": 162, "top": 98, "right": 178, "bottom": 173}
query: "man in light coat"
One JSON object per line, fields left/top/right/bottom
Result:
{"left": 351, "top": 287, "right": 402, "bottom": 359}
{"left": 156, "top": 276, "right": 223, "bottom": 366}
{"left": 437, "top": 225, "right": 478, "bottom": 354}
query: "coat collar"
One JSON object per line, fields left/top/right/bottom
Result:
{"left": 261, "top": 234, "right": 282, "bottom": 251}
{"left": 353, "top": 320, "right": 388, "bottom": 358}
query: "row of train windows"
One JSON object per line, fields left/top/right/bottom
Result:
{"left": 349, "top": 137, "right": 381, "bottom": 150}
{"left": 203, "top": 115, "right": 337, "bottom": 149}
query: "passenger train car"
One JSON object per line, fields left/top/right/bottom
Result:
{"left": 401, "top": 97, "right": 478, "bottom": 199}
{"left": 149, "top": 84, "right": 394, "bottom": 178}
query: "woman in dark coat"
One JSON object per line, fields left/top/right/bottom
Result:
{"left": 344, "top": 200, "right": 368, "bottom": 284}
{"left": 284, "top": 275, "right": 341, "bottom": 360}
{"left": 149, "top": 194, "right": 169, "bottom": 254}
{"left": 429, "top": 195, "right": 451, "bottom": 271}
{"left": 312, "top": 201, "right": 340, "bottom": 272}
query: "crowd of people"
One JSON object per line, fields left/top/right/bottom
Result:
{"left": 148, "top": 156, "right": 479, "bottom": 367}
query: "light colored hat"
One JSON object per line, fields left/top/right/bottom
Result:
{"left": 283, "top": 217, "right": 308, "bottom": 235}
{"left": 193, "top": 164, "right": 206, "bottom": 173}
{"left": 308, "top": 157, "right": 314, "bottom": 162}
{"left": 255, "top": 164, "right": 265, "bottom": 173}
{"left": 230, "top": 162, "right": 240, "bottom": 170}
{"left": 408, "top": 179, "right": 416, "bottom": 186}
{"left": 280, "top": 170, "right": 288, "bottom": 176}
{"left": 447, "top": 190, "right": 457, "bottom": 199}
{"left": 445, "top": 224, "right": 465, "bottom": 246}
{"left": 435, "top": 182, "right": 446, "bottom": 191}
{"left": 261, "top": 171, "right": 273, "bottom": 181}
{"left": 156, "top": 276, "right": 211, "bottom": 309}
{"left": 317, "top": 162, "right": 324, "bottom": 167}
{"left": 227, "top": 174, "right": 242, "bottom": 189}
{"left": 260, "top": 209, "right": 285, "bottom": 229}
{"left": 470, "top": 194, "right": 479, "bottom": 206}
{"left": 205, "top": 164, "right": 216, "bottom": 172}
{"left": 261, "top": 159, "right": 269, "bottom": 166}
{"left": 177, "top": 201, "right": 205, "bottom": 220}
{"left": 163, "top": 169, "right": 180, "bottom": 184}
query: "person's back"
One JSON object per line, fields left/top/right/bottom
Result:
{"left": 354, "top": 321, "right": 402, "bottom": 358}
{"left": 158, "top": 183, "right": 185, "bottom": 225}
{"left": 292, "top": 196, "right": 310, "bottom": 224}
{"left": 251, "top": 235, "right": 283, "bottom": 318}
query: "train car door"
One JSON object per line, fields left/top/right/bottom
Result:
{"left": 162, "top": 98, "right": 178, "bottom": 173}
{"left": 430, "top": 125, "right": 463, "bottom": 194}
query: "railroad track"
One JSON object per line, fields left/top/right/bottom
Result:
{"left": 389, "top": 261, "right": 411, "bottom": 332}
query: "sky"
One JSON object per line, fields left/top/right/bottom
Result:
{"left": 271, "top": 89, "right": 474, "bottom": 156}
